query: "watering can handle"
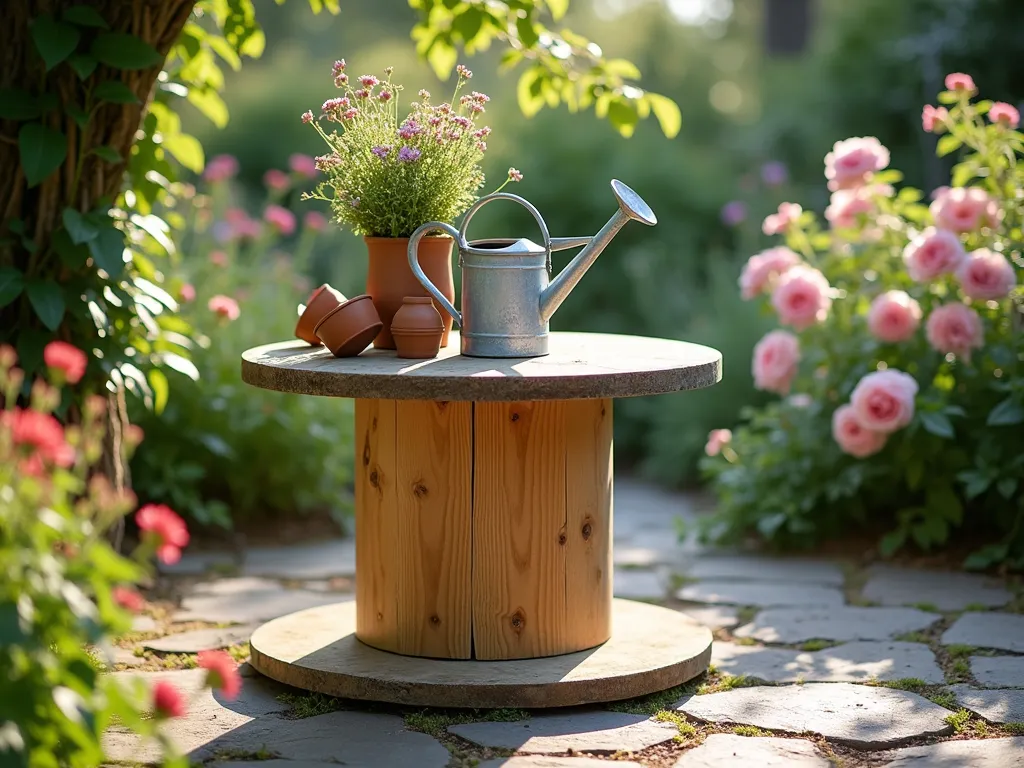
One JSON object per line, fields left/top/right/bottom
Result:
{"left": 459, "top": 192, "right": 553, "bottom": 273}
{"left": 408, "top": 221, "right": 464, "bottom": 328}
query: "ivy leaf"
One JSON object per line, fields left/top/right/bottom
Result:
{"left": 161, "top": 133, "right": 204, "bottom": 173}
{"left": 91, "top": 145, "right": 122, "bottom": 163}
{"left": 0, "top": 267, "right": 25, "bottom": 308}
{"left": 30, "top": 15, "right": 81, "bottom": 71}
{"left": 94, "top": 80, "right": 139, "bottom": 104}
{"left": 90, "top": 33, "right": 162, "bottom": 70}
{"left": 920, "top": 411, "right": 954, "bottom": 439}
{"left": 26, "top": 281, "right": 65, "bottom": 331}
{"left": 87, "top": 226, "right": 126, "bottom": 275}
{"left": 148, "top": 368, "right": 169, "bottom": 415}
{"left": 67, "top": 53, "right": 98, "bottom": 79}
{"left": 62, "top": 208, "right": 98, "bottom": 244}
{"left": 18, "top": 123, "right": 67, "bottom": 187}
{"left": 67, "top": 103, "right": 90, "bottom": 129}
{"left": 63, "top": 5, "right": 110, "bottom": 29}
{"left": 0, "top": 88, "right": 42, "bottom": 120}
{"left": 646, "top": 93, "right": 682, "bottom": 139}
{"left": 987, "top": 397, "right": 1024, "bottom": 426}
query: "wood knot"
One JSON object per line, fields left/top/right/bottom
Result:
{"left": 362, "top": 437, "right": 371, "bottom": 467}
{"left": 510, "top": 411, "right": 520, "bottom": 422}
{"left": 369, "top": 468, "right": 380, "bottom": 489}
{"left": 581, "top": 521, "right": 593, "bottom": 540}
{"left": 430, "top": 614, "right": 441, "bottom": 627}
{"left": 437, "top": 401, "right": 449, "bottom": 411}
{"left": 372, "top": 416, "right": 378, "bottom": 429}
{"left": 558, "top": 531, "right": 567, "bottom": 546}
{"left": 377, "top": 611, "right": 384, "bottom": 621}
{"left": 510, "top": 610, "right": 525, "bottom": 633}
{"left": 601, "top": 406, "right": 606, "bottom": 417}
{"left": 413, "top": 481, "right": 428, "bottom": 498}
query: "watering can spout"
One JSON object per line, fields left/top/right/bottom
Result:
{"left": 538, "top": 180, "right": 657, "bottom": 323}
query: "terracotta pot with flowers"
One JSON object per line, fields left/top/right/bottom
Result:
{"left": 301, "top": 59, "right": 522, "bottom": 349}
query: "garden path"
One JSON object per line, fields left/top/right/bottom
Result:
{"left": 105, "top": 479, "right": 1024, "bottom": 767}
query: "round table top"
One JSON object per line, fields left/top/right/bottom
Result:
{"left": 241, "top": 332, "right": 722, "bottom": 402}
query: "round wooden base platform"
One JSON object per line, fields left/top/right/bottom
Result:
{"left": 249, "top": 598, "right": 712, "bottom": 709}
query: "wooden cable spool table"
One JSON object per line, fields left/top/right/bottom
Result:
{"left": 241, "top": 331, "right": 722, "bottom": 708}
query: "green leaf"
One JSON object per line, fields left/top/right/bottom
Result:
{"left": 997, "top": 477, "right": 1018, "bottom": 499}
{"left": 963, "top": 543, "right": 1008, "bottom": 571}
{"left": 52, "top": 228, "right": 89, "bottom": 269}
{"left": 62, "top": 208, "right": 98, "bottom": 244}
{"left": 0, "top": 88, "right": 41, "bottom": 120}
{"left": 607, "top": 98, "right": 639, "bottom": 138}
{"left": 0, "top": 267, "right": 25, "bottom": 308}
{"left": 30, "top": 15, "right": 81, "bottom": 71}
{"left": 186, "top": 88, "right": 229, "bottom": 128}
{"left": 148, "top": 368, "right": 169, "bottom": 414}
{"left": 920, "top": 411, "right": 954, "bottom": 439}
{"left": 92, "top": 145, "right": 122, "bottom": 163}
{"left": 987, "top": 398, "right": 1024, "bottom": 426}
{"left": 937, "top": 134, "right": 962, "bottom": 157}
{"left": 90, "top": 32, "right": 162, "bottom": 70}
{"left": 879, "top": 529, "right": 906, "bottom": 557}
{"left": 646, "top": 93, "right": 681, "bottom": 139}
{"left": 239, "top": 28, "right": 265, "bottom": 57}
{"left": 546, "top": 0, "right": 570, "bottom": 20}
{"left": 25, "top": 281, "right": 65, "bottom": 330}
{"left": 515, "top": 14, "right": 540, "bottom": 48}
{"left": 94, "top": 80, "right": 140, "bottom": 104}
{"left": 67, "top": 52, "right": 98, "bottom": 79}
{"left": 161, "top": 132, "right": 204, "bottom": 173}
{"left": 87, "top": 225, "right": 126, "bottom": 274}
{"left": 426, "top": 38, "right": 456, "bottom": 79}
{"left": 63, "top": 5, "right": 110, "bottom": 28}
{"left": 18, "top": 123, "right": 67, "bottom": 187}
{"left": 67, "top": 102, "right": 89, "bottom": 129}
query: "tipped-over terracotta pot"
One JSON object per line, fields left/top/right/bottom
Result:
{"left": 391, "top": 296, "right": 445, "bottom": 359}
{"left": 295, "top": 284, "right": 346, "bottom": 344}
{"left": 314, "top": 294, "right": 383, "bottom": 357}
{"left": 364, "top": 236, "right": 454, "bottom": 350}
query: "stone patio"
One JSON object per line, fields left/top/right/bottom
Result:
{"left": 105, "top": 479, "right": 1024, "bottom": 767}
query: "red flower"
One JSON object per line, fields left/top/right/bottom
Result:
{"left": 135, "top": 504, "right": 190, "bottom": 564}
{"left": 113, "top": 586, "right": 146, "bottom": 613}
{"left": 8, "top": 408, "right": 74, "bottom": 468}
{"left": 152, "top": 681, "right": 187, "bottom": 719}
{"left": 43, "top": 341, "right": 88, "bottom": 384}
{"left": 198, "top": 650, "right": 242, "bottom": 699}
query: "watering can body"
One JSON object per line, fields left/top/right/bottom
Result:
{"left": 407, "top": 180, "right": 656, "bottom": 358}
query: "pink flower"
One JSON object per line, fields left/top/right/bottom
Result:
{"left": 850, "top": 369, "right": 918, "bottom": 434}
{"left": 705, "top": 429, "right": 732, "bottom": 457}
{"left": 926, "top": 303, "right": 984, "bottom": 360}
{"left": 198, "top": 650, "right": 242, "bottom": 699}
{"left": 824, "top": 136, "right": 890, "bottom": 191}
{"left": 944, "top": 72, "right": 976, "bottom": 92}
{"left": 921, "top": 105, "right": 949, "bottom": 133}
{"left": 771, "top": 266, "right": 832, "bottom": 330}
{"left": 208, "top": 295, "right": 240, "bottom": 322}
{"left": 113, "top": 586, "right": 146, "bottom": 613}
{"left": 720, "top": 200, "right": 747, "bottom": 227}
{"left": 203, "top": 154, "right": 238, "bottom": 183}
{"left": 263, "top": 169, "right": 290, "bottom": 191}
{"left": 263, "top": 205, "right": 296, "bottom": 236}
{"left": 956, "top": 248, "right": 1016, "bottom": 300}
{"left": 824, "top": 186, "right": 882, "bottom": 230}
{"left": 136, "top": 504, "right": 190, "bottom": 565}
{"left": 762, "top": 202, "right": 802, "bottom": 236}
{"left": 303, "top": 211, "right": 327, "bottom": 232}
{"left": 989, "top": 102, "right": 1020, "bottom": 129}
{"left": 867, "top": 291, "right": 922, "bottom": 343}
{"left": 902, "top": 227, "right": 966, "bottom": 282}
{"left": 0, "top": 344, "right": 17, "bottom": 369}
{"left": 739, "top": 247, "right": 801, "bottom": 300}
{"left": 761, "top": 161, "right": 788, "bottom": 187}
{"left": 43, "top": 341, "right": 87, "bottom": 384}
{"left": 289, "top": 154, "right": 318, "bottom": 178}
{"left": 929, "top": 186, "right": 999, "bottom": 233}
{"left": 301, "top": 110, "right": 314, "bottom": 124}
{"left": 752, "top": 330, "right": 801, "bottom": 395}
{"left": 832, "top": 404, "right": 887, "bottom": 458}
{"left": 508, "top": 167, "right": 523, "bottom": 182}
{"left": 209, "top": 250, "right": 228, "bottom": 268}
{"left": 9, "top": 409, "right": 74, "bottom": 468}
{"left": 153, "top": 681, "right": 186, "bottom": 719}
{"left": 178, "top": 283, "right": 196, "bottom": 303}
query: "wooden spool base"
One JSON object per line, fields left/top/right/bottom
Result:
{"left": 249, "top": 599, "right": 712, "bottom": 709}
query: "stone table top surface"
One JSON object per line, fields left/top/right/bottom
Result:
{"left": 241, "top": 332, "right": 722, "bottom": 402}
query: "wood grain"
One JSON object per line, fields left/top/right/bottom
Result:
{"left": 472, "top": 401, "right": 570, "bottom": 660}
{"left": 394, "top": 400, "right": 473, "bottom": 658}
{"left": 565, "top": 398, "right": 614, "bottom": 650}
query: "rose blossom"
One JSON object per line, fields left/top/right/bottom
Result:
{"left": 922, "top": 105, "right": 948, "bottom": 133}
{"left": 153, "top": 681, "right": 186, "bottom": 719}
{"left": 263, "top": 205, "right": 296, "bottom": 236}
{"left": 303, "top": 211, "right": 327, "bottom": 232}
{"left": 198, "top": 650, "right": 242, "bottom": 699}
{"left": 178, "top": 283, "right": 196, "bottom": 303}
{"left": 849, "top": 369, "right": 918, "bottom": 433}
{"left": 203, "top": 154, "right": 238, "bottom": 183}
{"left": 824, "top": 136, "right": 890, "bottom": 190}
{"left": 752, "top": 330, "right": 801, "bottom": 395}
{"left": 263, "top": 169, "right": 290, "bottom": 191}
{"left": 705, "top": 429, "right": 732, "bottom": 457}
{"left": 771, "top": 266, "right": 832, "bottom": 330}
{"left": 902, "top": 227, "right": 967, "bottom": 281}
{"left": 989, "top": 102, "right": 1020, "bottom": 128}
{"left": 929, "top": 186, "right": 999, "bottom": 233}
{"left": 208, "top": 295, "right": 240, "bottom": 322}
{"left": 824, "top": 187, "right": 877, "bottom": 230}
{"left": 762, "top": 202, "right": 802, "bottom": 236}
{"left": 956, "top": 248, "right": 1017, "bottom": 300}
{"left": 867, "top": 291, "right": 922, "bottom": 343}
{"left": 925, "top": 303, "right": 984, "bottom": 359}
{"left": 43, "top": 341, "right": 87, "bottom": 384}
{"left": 136, "top": 504, "right": 190, "bottom": 565}
{"left": 945, "top": 72, "right": 976, "bottom": 92}
{"left": 739, "top": 246, "right": 800, "bottom": 300}
{"left": 289, "top": 153, "right": 318, "bottom": 178}
{"left": 720, "top": 200, "right": 747, "bottom": 227}
{"left": 113, "top": 586, "right": 146, "bottom": 613}
{"left": 9, "top": 408, "right": 74, "bottom": 468}
{"left": 832, "top": 404, "right": 887, "bottom": 458}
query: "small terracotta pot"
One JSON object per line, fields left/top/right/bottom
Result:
{"left": 391, "top": 296, "right": 445, "bottom": 359}
{"left": 295, "top": 284, "right": 346, "bottom": 345}
{"left": 364, "top": 236, "right": 455, "bottom": 350}
{"left": 314, "top": 294, "right": 383, "bottom": 357}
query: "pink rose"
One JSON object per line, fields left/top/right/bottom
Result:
{"left": 263, "top": 205, "right": 296, "bottom": 236}
{"left": 264, "top": 169, "right": 290, "bottom": 191}
{"left": 289, "top": 153, "right": 318, "bottom": 178}
{"left": 944, "top": 72, "right": 976, "bottom": 92}
{"left": 739, "top": 247, "right": 801, "bottom": 300}
{"left": 868, "top": 290, "right": 922, "bottom": 343}
{"left": 902, "top": 227, "right": 966, "bottom": 282}
{"left": 825, "top": 187, "right": 877, "bottom": 230}
{"left": 989, "top": 102, "right": 1020, "bottom": 128}
{"left": 771, "top": 266, "right": 832, "bottom": 330}
{"left": 208, "top": 295, "right": 240, "bottom": 322}
{"left": 752, "top": 330, "right": 800, "bottom": 395}
{"left": 929, "top": 187, "right": 999, "bottom": 233}
{"left": 850, "top": 369, "right": 918, "bottom": 434}
{"left": 303, "top": 211, "right": 328, "bottom": 232}
{"left": 832, "top": 404, "right": 887, "bottom": 458}
{"left": 925, "top": 303, "right": 984, "bottom": 360}
{"left": 956, "top": 248, "right": 1016, "bottom": 300}
{"left": 824, "top": 136, "right": 890, "bottom": 191}
{"left": 762, "top": 202, "right": 803, "bottom": 236}
{"left": 705, "top": 429, "right": 732, "bottom": 457}
{"left": 922, "top": 105, "right": 948, "bottom": 133}
{"left": 178, "top": 284, "right": 196, "bottom": 303}
{"left": 203, "top": 154, "right": 238, "bottom": 183}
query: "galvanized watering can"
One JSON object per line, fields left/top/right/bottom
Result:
{"left": 407, "top": 179, "right": 657, "bottom": 358}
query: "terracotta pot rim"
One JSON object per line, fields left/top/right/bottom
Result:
{"left": 362, "top": 235, "right": 453, "bottom": 243}
{"left": 392, "top": 328, "right": 445, "bottom": 336}
{"left": 312, "top": 294, "right": 376, "bottom": 335}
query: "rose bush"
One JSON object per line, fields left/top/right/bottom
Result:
{"left": 702, "top": 76, "right": 1024, "bottom": 569}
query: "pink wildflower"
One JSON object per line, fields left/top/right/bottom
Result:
{"left": 208, "top": 294, "right": 240, "bottom": 322}
{"left": 989, "top": 102, "right": 1020, "bottom": 128}
{"left": 944, "top": 72, "right": 976, "bottom": 92}
{"left": 264, "top": 205, "right": 296, "bottom": 236}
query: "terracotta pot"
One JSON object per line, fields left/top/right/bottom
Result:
{"left": 391, "top": 297, "right": 445, "bottom": 359}
{"left": 313, "top": 294, "right": 383, "bottom": 357}
{"left": 364, "top": 235, "right": 455, "bottom": 350}
{"left": 295, "top": 284, "right": 346, "bottom": 345}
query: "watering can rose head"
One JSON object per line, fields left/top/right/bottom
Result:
{"left": 299, "top": 59, "right": 522, "bottom": 239}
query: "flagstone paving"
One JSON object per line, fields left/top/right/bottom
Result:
{"left": 951, "top": 686, "right": 1024, "bottom": 723}
{"left": 942, "top": 612, "right": 1024, "bottom": 652}
{"left": 881, "top": 737, "right": 1024, "bottom": 766}
{"left": 861, "top": 565, "right": 1012, "bottom": 611}
{"left": 970, "top": 655, "right": 1024, "bottom": 687}
{"left": 733, "top": 606, "right": 941, "bottom": 644}
{"left": 673, "top": 734, "right": 832, "bottom": 766}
